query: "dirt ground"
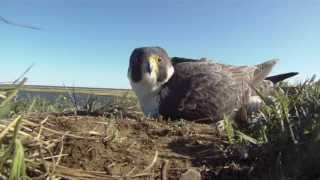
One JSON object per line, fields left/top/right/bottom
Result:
{"left": 21, "top": 112, "right": 269, "bottom": 180}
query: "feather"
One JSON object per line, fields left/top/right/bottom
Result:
{"left": 252, "top": 59, "right": 278, "bottom": 85}
{"left": 266, "top": 72, "right": 299, "bottom": 84}
{"left": 159, "top": 57, "right": 281, "bottom": 122}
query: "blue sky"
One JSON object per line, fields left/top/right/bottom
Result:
{"left": 0, "top": 0, "right": 319, "bottom": 89}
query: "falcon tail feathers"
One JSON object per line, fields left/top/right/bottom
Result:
{"left": 265, "top": 72, "right": 299, "bottom": 84}
{"left": 252, "top": 59, "right": 279, "bottom": 84}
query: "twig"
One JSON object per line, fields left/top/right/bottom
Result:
{"left": 40, "top": 116, "right": 49, "bottom": 125}
{"left": 125, "top": 167, "right": 136, "bottom": 177}
{"left": 38, "top": 144, "right": 49, "bottom": 178}
{"left": 55, "top": 134, "right": 66, "bottom": 166}
{"left": 36, "top": 116, "right": 49, "bottom": 139}
{"left": 89, "top": 131, "right": 102, "bottom": 136}
{"left": 44, "top": 144, "right": 57, "bottom": 175}
{"left": 142, "top": 150, "right": 158, "bottom": 173}
{"left": 0, "top": 115, "right": 21, "bottom": 141}
{"left": 43, "top": 154, "right": 68, "bottom": 160}
{"left": 160, "top": 160, "right": 170, "bottom": 180}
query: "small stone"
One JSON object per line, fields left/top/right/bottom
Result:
{"left": 180, "top": 169, "right": 201, "bottom": 180}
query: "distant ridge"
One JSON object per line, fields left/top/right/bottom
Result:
{"left": 0, "top": 84, "right": 133, "bottom": 97}
{"left": 0, "top": 84, "right": 130, "bottom": 91}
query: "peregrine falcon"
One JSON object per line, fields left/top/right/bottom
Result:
{"left": 127, "top": 47, "right": 297, "bottom": 122}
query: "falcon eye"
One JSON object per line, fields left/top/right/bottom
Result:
{"left": 158, "top": 57, "right": 162, "bottom": 63}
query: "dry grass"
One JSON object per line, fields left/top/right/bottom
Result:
{"left": 0, "top": 77, "right": 320, "bottom": 179}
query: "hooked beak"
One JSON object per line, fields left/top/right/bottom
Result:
{"left": 146, "top": 61, "right": 151, "bottom": 74}
{"left": 148, "top": 55, "right": 159, "bottom": 75}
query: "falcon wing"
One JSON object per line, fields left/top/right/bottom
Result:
{"left": 171, "top": 57, "right": 210, "bottom": 65}
{"left": 159, "top": 60, "right": 241, "bottom": 121}
{"left": 159, "top": 58, "right": 278, "bottom": 122}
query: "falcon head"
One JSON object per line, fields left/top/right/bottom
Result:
{"left": 128, "top": 47, "right": 174, "bottom": 94}
{"left": 127, "top": 47, "right": 174, "bottom": 115}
